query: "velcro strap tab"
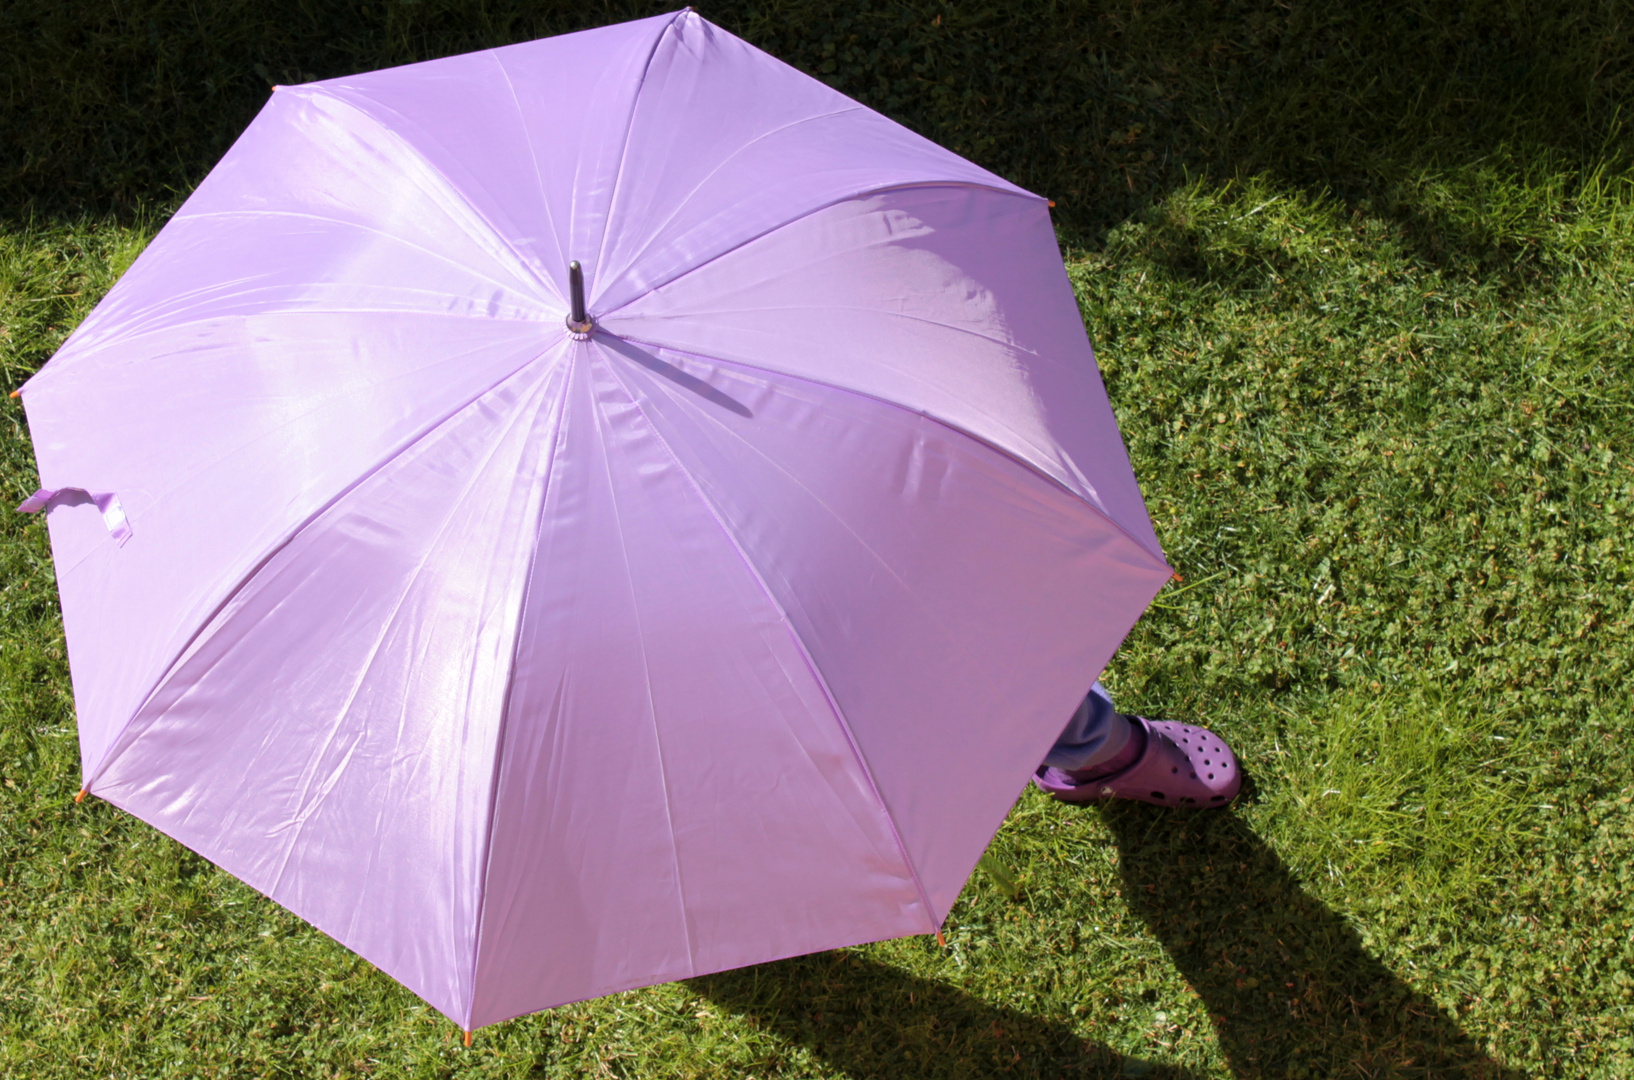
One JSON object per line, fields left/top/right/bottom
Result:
{"left": 17, "top": 487, "right": 133, "bottom": 546}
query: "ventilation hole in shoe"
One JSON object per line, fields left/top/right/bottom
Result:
{"left": 1208, "top": 773, "right": 1215, "bottom": 779}
{"left": 1182, "top": 797, "right": 1196, "bottom": 804}
{"left": 1171, "top": 767, "right": 1179, "bottom": 774}
{"left": 1190, "top": 772, "right": 1197, "bottom": 779}
{"left": 1204, "top": 759, "right": 1211, "bottom": 766}
{"left": 1150, "top": 791, "right": 1166, "bottom": 800}
{"left": 1211, "top": 795, "right": 1225, "bottom": 802}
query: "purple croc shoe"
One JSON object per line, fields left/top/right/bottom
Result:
{"left": 1033, "top": 716, "right": 1241, "bottom": 808}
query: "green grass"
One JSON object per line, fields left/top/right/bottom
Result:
{"left": 4, "top": 2, "right": 1634, "bottom": 1077}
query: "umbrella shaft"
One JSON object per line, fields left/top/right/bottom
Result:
{"left": 568, "top": 261, "right": 587, "bottom": 325}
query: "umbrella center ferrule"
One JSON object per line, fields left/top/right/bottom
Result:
{"left": 566, "top": 259, "right": 593, "bottom": 340}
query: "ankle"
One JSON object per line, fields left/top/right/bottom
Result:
{"left": 1066, "top": 718, "right": 1146, "bottom": 783}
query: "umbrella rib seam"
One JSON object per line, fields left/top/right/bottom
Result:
{"left": 83, "top": 351, "right": 563, "bottom": 792}
{"left": 48, "top": 305, "right": 551, "bottom": 379}
{"left": 589, "top": 9, "right": 693, "bottom": 287}
{"left": 601, "top": 343, "right": 1047, "bottom": 728}
{"left": 597, "top": 181, "right": 1047, "bottom": 321}
{"left": 294, "top": 85, "right": 561, "bottom": 305}
{"left": 176, "top": 209, "right": 554, "bottom": 308}
{"left": 605, "top": 333, "right": 1173, "bottom": 572}
{"left": 491, "top": 50, "right": 573, "bottom": 294}
{"left": 588, "top": 352, "right": 701, "bottom": 969}
{"left": 258, "top": 364, "right": 557, "bottom": 907}
{"left": 597, "top": 352, "right": 941, "bottom": 934}
{"left": 591, "top": 105, "right": 867, "bottom": 300}
{"left": 46, "top": 331, "right": 551, "bottom": 589}
{"left": 464, "top": 364, "right": 576, "bottom": 1027}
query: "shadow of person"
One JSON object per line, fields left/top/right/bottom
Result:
{"left": 1098, "top": 802, "right": 1520, "bottom": 1079}
{"left": 692, "top": 950, "right": 1201, "bottom": 1080}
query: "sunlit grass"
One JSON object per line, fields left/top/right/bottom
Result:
{"left": 4, "top": 2, "right": 1634, "bottom": 1076}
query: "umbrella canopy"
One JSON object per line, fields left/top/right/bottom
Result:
{"left": 18, "top": 10, "right": 1172, "bottom": 1029}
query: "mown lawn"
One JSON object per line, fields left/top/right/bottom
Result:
{"left": 3, "top": 3, "right": 1632, "bottom": 1077}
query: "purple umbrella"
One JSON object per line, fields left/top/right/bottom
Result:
{"left": 17, "top": 11, "right": 1172, "bottom": 1032}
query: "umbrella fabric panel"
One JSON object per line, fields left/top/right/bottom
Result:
{"left": 601, "top": 184, "right": 1163, "bottom": 561}
{"left": 93, "top": 357, "right": 568, "bottom": 1023}
{"left": 297, "top": 8, "right": 1023, "bottom": 317}
{"left": 28, "top": 312, "right": 551, "bottom": 782}
{"left": 56, "top": 87, "right": 554, "bottom": 355}
{"left": 25, "top": 71, "right": 569, "bottom": 780}
{"left": 309, "top": 13, "right": 678, "bottom": 308}
{"left": 588, "top": 11, "right": 1025, "bottom": 315}
{"left": 472, "top": 347, "right": 929, "bottom": 1027}
{"left": 592, "top": 340, "right": 1173, "bottom": 918}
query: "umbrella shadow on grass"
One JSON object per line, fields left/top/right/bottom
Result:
{"left": 1099, "top": 802, "right": 1521, "bottom": 1079}
{"left": 693, "top": 950, "right": 1201, "bottom": 1080}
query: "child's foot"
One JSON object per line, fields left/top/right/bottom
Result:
{"left": 1033, "top": 716, "right": 1240, "bottom": 808}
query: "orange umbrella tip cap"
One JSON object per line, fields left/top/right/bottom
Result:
{"left": 935, "top": 929, "right": 947, "bottom": 947}
{"left": 463, "top": 1030, "right": 473, "bottom": 1047}
{"left": 8, "top": 389, "right": 19, "bottom": 399}
{"left": 1047, "top": 200, "right": 1056, "bottom": 208}
{"left": 74, "top": 788, "right": 87, "bottom": 804}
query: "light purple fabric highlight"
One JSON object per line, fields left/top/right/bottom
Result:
{"left": 19, "top": 11, "right": 1171, "bottom": 1029}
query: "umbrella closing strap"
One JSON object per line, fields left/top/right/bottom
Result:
{"left": 17, "top": 488, "right": 133, "bottom": 546}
